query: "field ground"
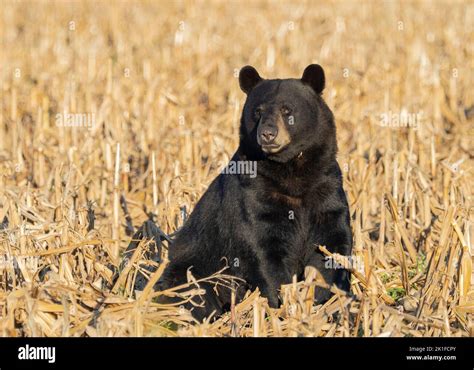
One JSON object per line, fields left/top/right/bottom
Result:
{"left": 0, "top": 0, "right": 473, "bottom": 336}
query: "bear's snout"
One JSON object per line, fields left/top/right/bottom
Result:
{"left": 258, "top": 125, "right": 278, "bottom": 145}
{"left": 256, "top": 113, "right": 292, "bottom": 154}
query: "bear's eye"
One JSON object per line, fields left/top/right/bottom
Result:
{"left": 254, "top": 107, "right": 263, "bottom": 120}
{"left": 281, "top": 106, "right": 292, "bottom": 115}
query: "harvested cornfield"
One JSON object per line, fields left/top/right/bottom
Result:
{"left": 0, "top": 0, "right": 473, "bottom": 337}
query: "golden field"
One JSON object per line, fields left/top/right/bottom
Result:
{"left": 0, "top": 0, "right": 473, "bottom": 337}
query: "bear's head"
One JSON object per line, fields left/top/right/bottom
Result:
{"left": 238, "top": 64, "right": 336, "bottom": 163}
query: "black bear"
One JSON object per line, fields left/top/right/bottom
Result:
{"left": 159, "top": 64, "right": 352, "bottom": 320}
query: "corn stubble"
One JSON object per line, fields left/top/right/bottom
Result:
{"left": 0, "top": 1, "right": 473, "bottom": 337}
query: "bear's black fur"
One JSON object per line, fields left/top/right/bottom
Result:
{"left": 159, "top": 65, "right": 352, "bottom": 320}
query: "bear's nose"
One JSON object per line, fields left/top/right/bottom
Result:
{"left": 260, "top": 127, "right": 278, "bottom": 144}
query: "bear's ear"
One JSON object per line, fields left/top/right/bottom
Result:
{"left": 239, "top": 66, "right": 262, "bottom": 94}
{"left": 301, "top": 64, "right": 325, "bottom": 94}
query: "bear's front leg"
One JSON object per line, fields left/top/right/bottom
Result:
{"left": 157, "top": 259, "right": 226, "bottom": 321}
{"left": 306, "top": 209, "right": 352, "bottom": 303}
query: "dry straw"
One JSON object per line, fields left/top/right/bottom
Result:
{"left": 0, "top": 1, "right": 472, "bottom": 337}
